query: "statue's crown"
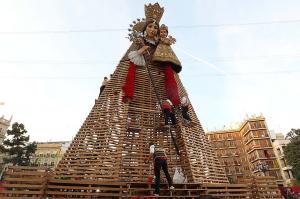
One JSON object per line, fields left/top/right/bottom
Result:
{"left": 144, "top": 3, "right": 164, "bottom": 23}
{"left": 126, "top": 3, "right": 164, "bottom": 42}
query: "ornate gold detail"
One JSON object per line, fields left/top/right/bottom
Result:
{"left": 127, "top": 18, "right": 146, "bottom": 42}
{"left": 127, "top": 3, "right": 164, "bottom": 42}
{"left": 144, "top": 3, "right": 164, "bottom": 23}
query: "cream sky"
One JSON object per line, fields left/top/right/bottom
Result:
{"left": 0, "top": 0, "right": 299, "bottom": 141}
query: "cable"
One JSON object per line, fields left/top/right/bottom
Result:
{"left": 1, "top": 52, "right": 300, "bottom": 65}
{"left": 0, "top": 19, "right": 300, "bottom": 34}
{"left": 0, "top": 60, "right": 118, "bottom": 65}
{"left": 1, "top": 70, "right": 299, "bottom": 80}
{"left": 171, "top": 19, "right": 300, "bottom": 28}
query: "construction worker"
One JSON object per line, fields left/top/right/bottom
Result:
{"left": 146, "top": 142, "right": 174, "bottom": 196}
{"left": 181, "top": 95, "right": 191, "bottom": 123}
{"left": 100, "top": 76, "right": 109, "bottom": 95}
{"left": 162, "top": 99, "right": 176, "bottom": 125}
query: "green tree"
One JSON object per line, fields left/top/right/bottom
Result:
{"left": 284, "top": 128, "right": 300, "bottom": 183}
{"left": 0, "top": 122, "right": 36, "bottom": 166}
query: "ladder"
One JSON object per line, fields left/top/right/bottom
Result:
{"left": 143, "top": 52, "right": 180, "bottom": 156}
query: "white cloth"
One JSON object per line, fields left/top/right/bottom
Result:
{"left": 166, "top": 99, "right": 173, "bottom": 106}
{"left": 181, "top": 96, "right": 189, "bottom": 107}
{"left": 150, "top": 144, "right": 155, "bottom": 154}
{"left": 101, "top": 79, "right": 109, "bottom": 86}
{"left": 173, "top": 167, "right": 186, "bottom": 184}
{"left": 128, "top": 51, "right": 146, "bottom": 66}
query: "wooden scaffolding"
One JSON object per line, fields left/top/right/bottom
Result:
{"left": 0, "top": 166, "right": 282, "bottom": 198}
{"left": 51, "top": 58, "right": 227, "bottom": 184}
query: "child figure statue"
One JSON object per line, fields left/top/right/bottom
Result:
{"left": 153, "top": 24, "right": 182, "bottom": 105}
{"left": 152, "top": 24, "right": 182, "bottom": 73}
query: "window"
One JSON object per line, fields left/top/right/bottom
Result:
{"left": 264, "top": 150, "right": 270, "bottom": 158}
{"left": 280, "top": 159, "right": 287, "bottom": 167}
{"left": 250, "top": 122, "right": 257, "bottom": 129}
{"left": 257, "top": 122, "right": 262, "bottom": 128}
{"left": 266, "top": 160, "right": 274, "bottom": 168}
{"left": 284, "top": 171, "right": 290, "bottom": 179}
{"left": 269, "top": 171, "right": 277, "bottom": 178}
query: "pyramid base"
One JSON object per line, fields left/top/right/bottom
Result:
{"left": 0, "top": 166, "right": 282, "bottom": 199}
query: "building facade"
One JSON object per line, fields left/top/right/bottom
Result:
{"left": 207, "top": 115, "right": 283, "bottom": 185}
{"left": 0, "top": 115, "right": 12, "bottom": 166}
{"left": 0, "top": 115, "right": 11, "bottom": 144}
{"left": 31, "top": 141, "right": 71, "bottom": 168}
{"left": 272, "top": 133, "right": 295, "bottom": 186}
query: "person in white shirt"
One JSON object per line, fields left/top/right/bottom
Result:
{"left": 100, "top": 76, "right": 109, "bottom": 95}
{"left": 181, "top": 96, "right": 191, "bottom": 122}
{"left": 146, "top": 142, "right": 174, "bottom": 196}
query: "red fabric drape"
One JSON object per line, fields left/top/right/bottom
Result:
{"left": 164, "top": 64, "right": 180, "bottom": 105}
{"left": 122, "top": 61, "right": 136, "bottom": 102}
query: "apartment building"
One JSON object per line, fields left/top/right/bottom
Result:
{"left": 31, "top": 141, "right": 71, "bottom": 168}
{"left": 207, "top": 115, "right": 283, "bottom": 185}
{"left": 272, "top": 133, "right": 295, "bottom": 186}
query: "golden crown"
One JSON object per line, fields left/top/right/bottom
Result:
{"left": 126, "top": 3, "right": 164, "bottom": 42}
{"left": 144, "top": 3, "right": 164, "bottom": 23}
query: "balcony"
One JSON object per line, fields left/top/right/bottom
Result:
{"left": 282, "top": 166, "right": 292, "bottom": 171}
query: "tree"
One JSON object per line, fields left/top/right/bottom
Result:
{"left": 284, "top": 128, "right": 300, "bottom": 183}
{"left": 0, "top": 122, "right": 36, "bottom": 166}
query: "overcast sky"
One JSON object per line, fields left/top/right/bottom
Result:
{"left": 0, "top": 0, "right": 299, "bottom": 142}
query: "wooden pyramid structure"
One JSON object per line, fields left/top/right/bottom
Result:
{"left": 54, "top": 4, "right": 227, "bottom": 185}
{"left": 54, "top": 59, "right": 228, "bottom": 184}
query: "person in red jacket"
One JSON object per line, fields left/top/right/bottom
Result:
{"left": 162, "top": 99, "right": 176, "bottom": 125}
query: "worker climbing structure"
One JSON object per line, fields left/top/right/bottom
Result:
{"left": 53, "top": 2, "right": 227, "bottom": 184}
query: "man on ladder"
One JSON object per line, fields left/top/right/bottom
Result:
{"left": 162, "top": 99, "right": 177, "bottom": 126}
{"left": 146, "top": 142, "right": 174, "bottom": 196}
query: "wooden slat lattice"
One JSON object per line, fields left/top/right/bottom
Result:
{"left": 0, "top": 167, "right": 282, "bottom": 198}
{"left": 239, "top": 176, "right": 282, "bottom": 199}
{"left": 0, "top": 166, "right": 48, "bottom": 199}
{"left": 53, "top": 60, "right": 228, "bottom": 183}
